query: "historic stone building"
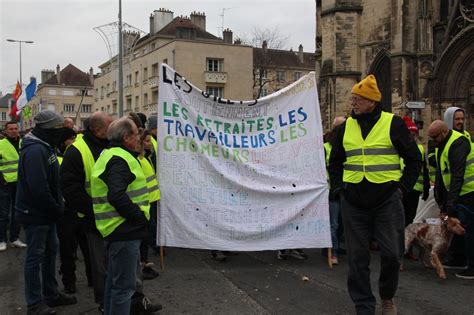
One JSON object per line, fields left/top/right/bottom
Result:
{"left": 316, "top": 0, "right": 474, "bottom": 138}
{"left": 27, "top": 64, "right": 95, "bottom": 129}
{"left": 94, "top": 10, "right": 254, "bottom": 117}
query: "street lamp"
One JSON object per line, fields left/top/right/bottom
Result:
{"left": 6, "top": 39, "right": 34, "bottom": 86}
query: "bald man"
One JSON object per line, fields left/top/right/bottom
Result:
{"left": 428, "top": 120, "right": 474, "bottom": 279}
{"left": 64, "top": 117, "right": 75, "bottom": 130}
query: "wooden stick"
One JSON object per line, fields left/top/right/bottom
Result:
{"left": 160, "top": 246, "right": 164, "bottom": 270}
{"left": 328, "top": 248, "right": 333, "bottom": 269}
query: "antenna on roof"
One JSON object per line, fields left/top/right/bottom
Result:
{"left": 218, "top": 7, "right": 236, "bottom": 35}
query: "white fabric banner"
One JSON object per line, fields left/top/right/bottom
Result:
{"left": 157, "top": 63, "right": 331, "bottom": 251}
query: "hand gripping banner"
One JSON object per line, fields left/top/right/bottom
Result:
{"left": 157, "top": 63, "right": 330, "bottom": 251}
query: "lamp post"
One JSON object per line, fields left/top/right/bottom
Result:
{"left": 6, "top": 39, "right": 34, "bottom": 87}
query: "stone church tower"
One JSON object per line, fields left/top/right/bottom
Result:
{"left": 316, "top": 0, "right": 474, "bottom": 138}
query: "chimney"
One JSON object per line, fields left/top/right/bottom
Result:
{"left": 149, "top": 13, "right": 154, "bottom": 34}
{"left": 298, "top": 44, "right": 304, "bottom": 63}
{"left": 41, "top": 69, "right": 55, "bottom": 83}
{"left": 152, "top": 8, "right": 174, "bottom": 35}
{"left": 56, "top": 64, "right": 61, "bottom": 84}
{"left": 190, "top": 11, "right": 206, "bottom": 30}
{"left": 262, "top": 40, "right": 268, "bottom": 53}
{"left": 223, "top": 28, "right": 233, "bottom": 44}
{"left": 89, "top": 67, "right": 94, "bottom": 85}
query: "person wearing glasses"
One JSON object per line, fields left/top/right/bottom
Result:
{"left": 328, "top": 75, "right": 422, "bottom": 315}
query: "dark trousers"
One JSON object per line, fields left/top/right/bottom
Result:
{"left": 458, "top": 204, "right": 474, "bottom": 267}
{"left": 104, "top": 240, "right": 140, "bottom": 315}
{"left": 341, "top": 190, "right": 405, "bottom": 315}
{"left": 57, "top": 213, "right": 92, "bottom": 287}
{"left": 85, "top": 227, "right": 107, "bottom": 305}
{"left": 402, "top": 190, "right": 420, "bottom": 227}
{"left": 24, "top": 224, "right": 59, "bottom": 306}
{"left": 0, "top": 183, "right": 20, "bottom": 242}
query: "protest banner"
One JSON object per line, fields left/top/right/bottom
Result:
{"left": 157, "top": 63, "right": 330, "bottom": 251}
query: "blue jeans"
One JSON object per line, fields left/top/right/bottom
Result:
{"left": 0, "top": 183, "right": 20, "bottom": 242}
{"left": 24, "top": 224, "right": 59, "bottom": 306}
{"left": 329, "top": 199, "right": 340, "bottom": 256}
{"left": 457, "top": 204, "right": 474, "bottom": 267}
{"left": 104, "top": 240, "right": 140, "bottom": 315}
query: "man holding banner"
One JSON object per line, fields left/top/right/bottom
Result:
{"left": 328, "top": 75, "right": 422, "bottom": 315}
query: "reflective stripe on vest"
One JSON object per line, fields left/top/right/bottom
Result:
{"left": 342, "top": 112, "right": 401, "bottom": 184}
{"left": 71, "top": 137, "right": 96, "bottom": 218}
{"left": 91, "top": 147, "right": 150, "bottom": 238}
{"left": 139, "top": 156, "right": 160, "bottom": 202}
{"left": 0, "top": 138, "right": 20, "bottom": 183}
{"left": 437, "top": 130, "right": 474, "bottom": 195}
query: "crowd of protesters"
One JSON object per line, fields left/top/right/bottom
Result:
{"left": 0, "top": 74, "right": 473, "bottom": 315}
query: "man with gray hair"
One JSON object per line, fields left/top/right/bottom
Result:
{"left": 16, "top": 109, "right": 77, "bottom": 314}
{"left": 91, "top": 117, "right": 161, "bottom": 314}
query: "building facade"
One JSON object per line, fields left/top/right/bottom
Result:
{"left": 253, "top": 43, "right": 316, "bottom": 98}
{"left": 27, "top": 64, "right": 95, "bottom": 129}
{"left": 316, "top": 0, "right": 474, "bottom": 138}
{"left": 0, "top": 93, "right": 13, "bottom": 130}
{"left": 94, "top": 10, "right": 254, "bottom": 117}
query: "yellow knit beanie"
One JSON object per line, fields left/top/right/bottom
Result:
{"left": 351, "top": 74, "right": 382, "bottom": 102}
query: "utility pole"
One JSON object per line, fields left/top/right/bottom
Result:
{"left": 118, "top": 0, "right": 124, "bottom": 117}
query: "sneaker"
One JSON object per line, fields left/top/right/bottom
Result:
{"left": 143, "top": 265, "right": 160, "bottom": 280}
{"left": 455, "top": 267, "right": 474, "bottom": 280}
{"left": 442, "top": 259, "right": 468, "bottom": 270}
{"left": 289, "top": 249, "right": 308, "bottom": 260}
{"left": 11, "top": 239, "right": 27, "bottom": 248}
{"left": 131, "top": 296, "right": 162, "bottom": 314}
{"left": 330, "top": 256, "right": 339, "bottom": 265}
{"left": 211, "top": 250, "right": 227, "bottom": 261}
{"left": 27, "top": 302, "right": 56, "bottom": 315}
{"left": 277, "top": 250, "right": 288, "bottom": 260}
{"left": 0, "top": 242, "right": 6, "bottom": 252}
{"left": 98, "top": 304, "right": 104, "bottom": 314}
{"left": 45, "top": 292, "right": 77, "bottom": 307}
{"left": 381, "top": 299, "right": 397, "bottom": 315}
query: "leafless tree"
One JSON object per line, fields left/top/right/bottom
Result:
{"left": 240, "top": 27, "right": 289, "bottom": 99}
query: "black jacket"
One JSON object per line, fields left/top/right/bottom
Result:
{"left": 60, "top": 130, "right": 109, "bottom": 228}
{"left": 434, "top": 131, "right": 474, "bottom": 215}
{"left": 328, "top": 106, "right": 423, "bottom": 209}
{"left": 98, "top": 144, "right": 148, "bottom": 242}
{"left": 15, "top": 132, "right": 64, "bottom": 225}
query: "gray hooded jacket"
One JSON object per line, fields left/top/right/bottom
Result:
{"left": 443, "top": 106, "right": 465, "bottom": 132}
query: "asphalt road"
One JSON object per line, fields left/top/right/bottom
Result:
{"left": 1, "top": 246, "right": 473, "bottom": 314}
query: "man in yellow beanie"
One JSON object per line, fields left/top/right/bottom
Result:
{"left": 328, "top": 75, "right": 422, "bottom": 315}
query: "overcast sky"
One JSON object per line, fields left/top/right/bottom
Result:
{"left": 0, "top": 0, "right": 316, "bottom": 94}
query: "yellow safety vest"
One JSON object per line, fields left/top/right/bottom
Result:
{"left": 71, "top": 137, "right": 96, "bottom": 218}
{"left": 343, "top": 112, "right": 402, "bottom": 184}
{"left": 428, "top": 151, "right": 437, "bottom": 183}
{"left": 91, "top": 147, "right": 150, "bottom": 238}
{"left": 0, "top": 138, "right": 20, "bottom": 183}
{"left": 138, "top": 156, "right": 160, "bottom": 202}
{"left": 400, "top": 144, "right": 424, "bottom": 192}
{"left": 324, "top": 142, "right": 331, "bottom": 185}
{"left": 151, "top": 136, "right": 157, "bottom": 154}
{"left": 437, "top": 130, "right": 474, "bottom": 195}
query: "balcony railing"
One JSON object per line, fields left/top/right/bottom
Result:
{"left": 204, "top": 71, "right": 227, "bottom": 84}
{"left": 149, "top": 76, "right": 159, "bottom": 89}
{"left": 148, "top": 102, "right": 158, "bottom": 113}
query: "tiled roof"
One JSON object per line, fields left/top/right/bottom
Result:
{"left": 253, "top": 48, "right": 316, "bottom": 69}
{"left": 43, "top": 64, "right": 92, "bottom": 87}
{"left": 0, "top": 93, "right": 13, "bottom": 109}
{"left": 156, "top": 17, "right": 220, "bottom": 40}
